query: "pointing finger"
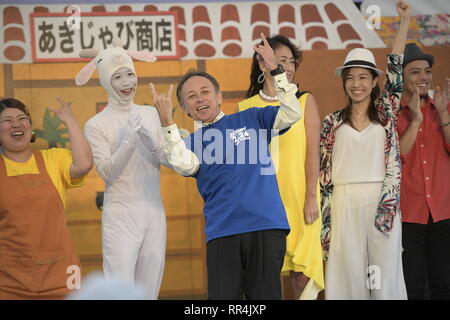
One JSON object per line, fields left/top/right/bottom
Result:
{"left": 261, "top": 33, "right": 268, "bottom": 47}
{"left": 149, "top": 83, "right": 157, "bottom": 99}
{"left": 55, "top": 96, "right": 67, "bottom": 107}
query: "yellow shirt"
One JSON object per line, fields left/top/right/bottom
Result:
{"left": 2, "top": 148, "right": 86, "bottom": 208}
{"left": 238, "top": 93, "right": 324, "bottom": 298}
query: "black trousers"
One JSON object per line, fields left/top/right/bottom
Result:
{"left": 402, "top": 217, "right": 450, "bottom": 300}
{"left": 206, "top": 229, "right": 287, "bottom": 300}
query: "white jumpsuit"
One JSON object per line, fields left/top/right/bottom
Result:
{"left": 84, "top": 103, "right": 169, "bottom": 299}
{"left": 325, "top": 123, "right": 407, "bottom": 300}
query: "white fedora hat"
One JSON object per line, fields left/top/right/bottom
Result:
{"left": 335, "top": 48, "right": 384, "bottom": 77}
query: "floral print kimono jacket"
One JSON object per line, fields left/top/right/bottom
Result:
{"left": 320, "top": 54, "right": 404, "bottom": 259}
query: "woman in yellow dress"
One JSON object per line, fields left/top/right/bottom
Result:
{"left": 238, "top": 35, "right": 324, "bottom": 299}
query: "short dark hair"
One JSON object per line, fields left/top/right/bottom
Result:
{"left": 0, "top": 98, "right": 32, "bottom": 124}
{"left": 176, "top": 69, "right": 220, "bottom": 109}
{"left": 0, "top": 98, "right": 36, "bottom": 143}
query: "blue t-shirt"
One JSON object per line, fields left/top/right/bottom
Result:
{"left": 184, "top": 106, "right": 290, "bottom": 242}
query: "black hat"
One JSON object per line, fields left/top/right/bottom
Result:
{"left": 403, "top": 43, "right": 434, "bottom": 67}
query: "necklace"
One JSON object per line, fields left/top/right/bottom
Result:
{"left": 259, "top": 90, "right": 278, "bottom": 101}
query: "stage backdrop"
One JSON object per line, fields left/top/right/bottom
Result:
{"left": 1, "top": 0, "right": 449, "bottom": 299}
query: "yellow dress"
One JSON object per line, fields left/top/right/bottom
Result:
{"left": 238, "top": 93, "right": 324, "bottom": 299}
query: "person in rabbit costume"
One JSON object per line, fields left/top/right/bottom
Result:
{"left": 76, "top": 38, "right": 170, "bottom": 299}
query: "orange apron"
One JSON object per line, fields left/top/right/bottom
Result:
{"left": 0, "top": 151, "right": 80, "bottom": 299}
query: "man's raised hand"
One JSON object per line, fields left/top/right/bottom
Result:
{"left": 149, "top": 83, "right": 174, "bottom": 127}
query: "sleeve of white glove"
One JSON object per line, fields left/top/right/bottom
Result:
{"left": 272, "top": 72, "right": 302, "bottom": 130}
{"left": 161, "top": 124, "right": 200, "bottom": 177}
{"left": 139, "top": 128, "right": 173, "bottom": 169}
{"left": 84, "top": 118, "right": 138, "bottom": 184}
{"left": 138, "top": 108, "right": 173, "bottom": 169}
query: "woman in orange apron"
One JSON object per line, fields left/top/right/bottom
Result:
{"left": 0, "top": 97, "right": 93, "bottom": 299}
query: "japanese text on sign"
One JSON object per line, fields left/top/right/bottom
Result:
{"left": 30, "top": 11, "right": 179, "bottom": 62}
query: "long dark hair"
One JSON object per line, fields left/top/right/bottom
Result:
{"left": 339, "top": 68, "right": 384, "bottom": 129}
{"left": 246, "top": 35, "right": 302, "bottom": 98}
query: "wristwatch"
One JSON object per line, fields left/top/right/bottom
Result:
{"left": 270, "top": 64, "right": 285, "bottom": 76}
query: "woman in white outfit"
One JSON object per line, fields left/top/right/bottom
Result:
{"left": 75, "top": 38, "right": 170, "bottom": 299}
{"left": 320, "top": 1, "right": 411, "bottom": 299}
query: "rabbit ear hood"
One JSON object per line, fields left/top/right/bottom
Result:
{"left": 75, "top": 38, "right": 157, "bottom": 107}
{"left": 97, "top": 47, "right": 135, "bottom": 88}
{"left": 96, "top": 47, "right": 137, "bottom": 106}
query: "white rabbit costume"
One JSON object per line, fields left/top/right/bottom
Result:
{"left": 77, "top": 39, "right": 170, "bottom": 299}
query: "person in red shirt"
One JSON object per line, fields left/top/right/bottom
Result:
{"left": 397, "top": 43, "right": 450, "bottom": 300}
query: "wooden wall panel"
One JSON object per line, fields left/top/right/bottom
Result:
{"left": 160, "top": 172, "right": 191, "bottom": 216}
{"left": 13, "top": 86, "right": 108, "bottom": 140}
{"left": 166, "top": 216, "right": 204, "bottom": 251}
{"left": 13, "top": 63, "right": 89, "bottom": 80}
{"left": 159, "top": 256, "right": 207, "bottom": 299}
{"left": 0, "top": 65, "right": 4, "bottom": 97}
{"left": 222, "top": 98, "right": 243, "bottom": 115}
{"left": 65, "top": 174, "right": 104, "bottom": 214}
{"left": 205, "top": 58, "right": 252, "bottom": 92}
{"left": 135, "top": 60, "right": 199, "bottom": 78}
{"left": 68, "top": 223, "right": 102, "bottom": 258}
{"left": 186, "top": 180, "right": 205, "bottom": 215}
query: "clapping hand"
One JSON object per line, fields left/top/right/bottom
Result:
{"left": 124, "top": 110, "right": 142, "bottom": 142}
{"left": 409, "top": 86, "right": 423, "bottom": 124}
{"left": 434, "top": 78, "right": 450, "bottom": 117}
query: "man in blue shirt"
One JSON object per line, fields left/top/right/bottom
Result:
{"left": 149, "top": 34, "right": 302, "bottom": 299}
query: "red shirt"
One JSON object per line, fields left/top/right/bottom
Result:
{"left": 397, "top": 98, "right": 450, "bottom": 224}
